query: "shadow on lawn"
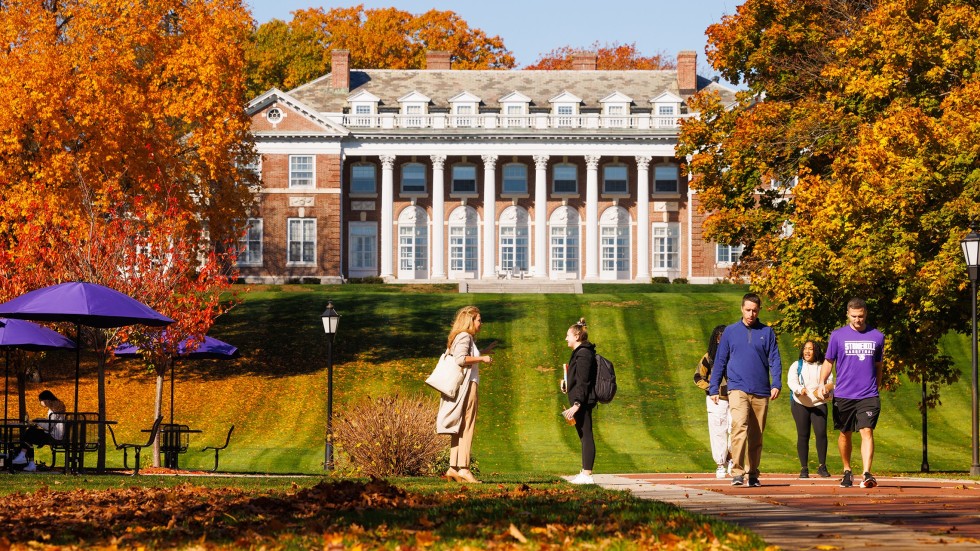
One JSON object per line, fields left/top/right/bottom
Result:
{"left": 0, "top": 478, "right": 763, "bottom": 549}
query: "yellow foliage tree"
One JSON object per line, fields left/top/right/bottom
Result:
{"left": 678, "top": 0, "right": 980, "bottom": 405}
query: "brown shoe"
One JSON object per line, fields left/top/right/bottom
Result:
{"left": 445, "top": 467, "right": 463, "bottom": 482}
{"left": 456, "top": 468, "right": 481, "bottom": 483}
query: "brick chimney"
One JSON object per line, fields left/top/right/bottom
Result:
{"left": 331, "top": 49, "right": 350, "bottom": 91}
{"left": 426, "top": 51, "right": 452, "bottom": 70}
{"left": 677, "top": 50, "right": 697, "bottom": 96}
{"left": 573, "top": 51, "right": 597, "bottom": 70}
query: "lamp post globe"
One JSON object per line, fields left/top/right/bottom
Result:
{"left": 960, "top": 231, "right": 980, "bottom": 477}
{"left": 321, "top": 301, "right": 340, "bottom": 470}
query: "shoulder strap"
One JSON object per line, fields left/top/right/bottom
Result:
{"left": 797, "top": 359, "right": 805, "bottom": 385}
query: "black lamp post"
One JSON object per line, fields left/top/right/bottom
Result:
{"left": 960, "top": 230, "right": 980, "bottom": 476}
{"left": 321, "top": 301, "right": 340, "bottom": 470}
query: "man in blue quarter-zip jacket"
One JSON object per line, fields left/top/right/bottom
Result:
{"left": 709, "top": 292, "right": 782, "bottom": 488}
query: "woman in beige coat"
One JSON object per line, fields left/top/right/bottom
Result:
{"left": 436, "top": 305, "right": 496, "bottom": 483}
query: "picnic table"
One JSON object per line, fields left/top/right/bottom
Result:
{"left": 144, "top": 423, "right": 201, "bottom": 469}
{"left": 0, "top": 418, "right": 27, "bottom": 471}
{"left": 34, "top": 413, "right": 116, "bottom": 474}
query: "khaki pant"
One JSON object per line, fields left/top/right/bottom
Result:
{"left": 728, "top": 390, "right": 769, "bottom": 478}
{"left": 450, "top": 381, "right": 479, "bottom": 468}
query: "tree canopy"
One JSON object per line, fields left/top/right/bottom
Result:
{"left": 677, "top": 0, "right": 980, "bottom": 405}
{"left": 245, "top": 5, "right": 515, "bottom": 97}
{"left": 524, "top": 41, "right": 674, "bottom": 70}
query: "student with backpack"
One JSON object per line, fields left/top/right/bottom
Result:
{"left": 561, "top": 318, "right": 598, "bottom": 485}
{"left": 787, "top": 340, "right": 833, "bottom": 478}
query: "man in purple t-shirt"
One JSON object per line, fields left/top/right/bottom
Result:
{"left": 817, "top": 298, "right": 885, "bottom": 489}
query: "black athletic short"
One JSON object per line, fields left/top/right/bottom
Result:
{"left": 833, "top": 396, "right": 880, "bottom": 432}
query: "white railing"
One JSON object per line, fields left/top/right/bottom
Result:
{"left": 341, "top": 113, "right": 691, "bottom": 130}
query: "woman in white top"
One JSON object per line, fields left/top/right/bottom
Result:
{"left": 787, "top": 340, "right": 833, "bottom": 478}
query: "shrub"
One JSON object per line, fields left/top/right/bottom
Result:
{"left": 651, "top": 276, "right": 670, "bottom": 284}
{"left": 672, "top": 277, "right": 689, "bottom": 284}
{"left": 334, "top": 394, "right": 446, "bottom": 477}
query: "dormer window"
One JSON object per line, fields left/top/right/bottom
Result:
{"left": 449, "top": 91, "right": 481, "bottom": 128}
{"left": 398, "top": 91, "right": 431, "bottom": 128}
{"left": 549, "top": 91, "right": 582, "bottom": 128}
{"left": 600, "top": 92, "right": 633, "bottom": 129}
{"left": 454, "top": 105, "right": 475, "bottom": 127}
{"left": 650, "top": 91, "right": 683, "bottom": 128}
{"left": 347, "top": 90, "right": 380, "bottom": 127}
{"left": 499, "top": 91, "right": 531, "bottom": 128}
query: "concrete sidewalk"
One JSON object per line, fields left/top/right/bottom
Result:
{"left": 592, "top": 473, "right": 980, "bottom": 551}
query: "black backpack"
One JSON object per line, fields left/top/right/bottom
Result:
{"left": 593, "top": 354, "right": 617, "bottom": 403}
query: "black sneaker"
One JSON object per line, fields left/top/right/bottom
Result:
{"left": 817, "top": 464, "right": 831, "bottom": 478}
{"left": 860, "top": 472, "right": 877, "bottom": 488}
{"left": 731, "top": 475, "right": 744, "bottom": 486}
{"left": 748, "top": 477, "right": 761, "bottom": 487}
{"left": 799, "top": 467, "right": 809, "bottom": 479}
{"left": 840, "top": 470, "right": 853, "bottom": 488}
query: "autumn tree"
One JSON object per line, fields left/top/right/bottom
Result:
{"left": 678, "top": 0, "right": 980, "bottom": 406}
{"left": 525, "top": 41, "right": 675, "bottom": 70}
{"left": 245, "top": 5, "right": 515, "bottom": 97}
{"left": 0, "top": 0, "right": 255, "bottom": 469}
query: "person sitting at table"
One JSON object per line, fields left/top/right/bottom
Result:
{"left": 12, "top": 390, "right": 66, "bottom": 470}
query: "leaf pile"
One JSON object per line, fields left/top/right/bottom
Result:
{"left": 0, "top": 478, "right": 765, "bottom": 549}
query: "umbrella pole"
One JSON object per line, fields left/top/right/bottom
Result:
{"left": 74, "top": 322, "right": 80, "bottom": 417}
{"left": 170, "top": 357, "right": 175, "bottom": 426}
{"left": 4, "top": 349, "right": 9, "bottom": 421}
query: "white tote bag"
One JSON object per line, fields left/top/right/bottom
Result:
{"left": 425, "top": 349, "right": 465, "bottom": 399}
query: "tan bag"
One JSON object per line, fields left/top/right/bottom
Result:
{"left": 425, "top": 349, "right": 464, "bottom": 398}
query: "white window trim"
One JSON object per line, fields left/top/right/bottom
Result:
{"left": 289, "top": 155, "right": 315, "bottom": 189}
{"left": 716, "top": 243, "right": 744, "bottom": 267}
{"left": 450, "top": 163, "right": 479, "bottom": 196}
{"left": 651, "top": 223, "right": 681, "bottom": 273}
{"left": 501, "top": 162, "right": 529, "bottom": 197}
{"left": 286, "top": 218, "right": 317, "bottom": 266}
{"left": 552, "top": 163, "right": 578, "bottom": 195}
{"left": 349, "top": 222, "right": 378, "bottom": 276}
{"left": 350, "top": 162, "right": 378, "bottom": 197}
{"left": 601, "top": 163, "right": 630, "bottom": 196}
{"left": 400, "top": 162, "right": 428, "bottom": 196}
{"left": 653, "top": 163, "right": 680, "bottom": 195}
{"left": 238, "top": 218, "right": 263, "bottom": 266}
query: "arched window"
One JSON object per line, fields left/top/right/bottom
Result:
{"left": 549, "top": 206, "right": 580, "bottom": 278}
{"left": 600, "top": 206, "right": 631, "bottom": 280}
{"left": 397, "top": 206, "right": 428, "bottom": 279}
{"left": 498, "top": 205, "right": 530, "bottom": 274}
{"left": 448, "top": 206, "right": 479, "bottom": 278}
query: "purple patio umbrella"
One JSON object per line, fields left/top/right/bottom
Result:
{"left": 0, "top": 318, "right": 77, "bottom": 421}
{"left": 0, "top": 282, "right": 174, "bottom": 414}
{"left": 116, "top": 335, "right": 238, "bottom": 424}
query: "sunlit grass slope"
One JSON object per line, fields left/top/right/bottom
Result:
{"left": 23, "top": 284, "right": 978, "bottom": 476}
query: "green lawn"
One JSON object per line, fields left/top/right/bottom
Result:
{"left": 17, "top": 283, "right": 980, "bottom": 477}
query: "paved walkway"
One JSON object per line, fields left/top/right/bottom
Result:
{"left": 593, "top": 473, "right": 980, "bottom": 551}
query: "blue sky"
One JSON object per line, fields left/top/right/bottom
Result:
{"left": 246, "top": 0, "right": 741, "bottom": 75}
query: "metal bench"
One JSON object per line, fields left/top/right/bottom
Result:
{"left": 202, "top": 425, "right": 235, "bottom": 472}
{"left": 108, "top": 416, "right": 163, "bottom": 475}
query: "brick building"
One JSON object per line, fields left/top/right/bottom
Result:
{"left": 242, "top": 50, "right": 738, "bottom": 284}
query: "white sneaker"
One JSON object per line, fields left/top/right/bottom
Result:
{"left": 23, "top": 460, "right": 36, "bottom": 472}
{"left": 569, "top": 472, "right": 595, "bottom": 485}
{"left": 12, "top": 450, "right": 27, "bottom": 465}
{"left": 727, "top": 460, "right": 734, "bottom": 476}
{"left": 715, "top": 465, "right": 727, "bottom": 479}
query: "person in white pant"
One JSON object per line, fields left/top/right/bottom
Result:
{"left": 694, "top": 325, "right": 731, "bottom": 478}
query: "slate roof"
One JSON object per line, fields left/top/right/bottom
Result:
{"left": 289, "top": 69, "right": 734, "bottom": 113}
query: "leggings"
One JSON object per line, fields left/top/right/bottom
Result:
{"left": 575, "top": 403, "right": 596, "bottom": 470}
{"left": 791, "top": 399, "right": 828, "bottom": 467}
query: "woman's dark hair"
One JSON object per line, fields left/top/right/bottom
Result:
{"left": 38, "top": 390, "right": 57, "bottom": 401}
{"left": 707, "top": 324, "right": 726, "bottom": 361}
{"left": 798, "top": 340, "right": 825, "bottom": 363}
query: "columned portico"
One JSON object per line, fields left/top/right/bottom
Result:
{"left": 481, "top": 154, "right": 498, "bottom": 278}
{"left": 636, "top": 155, "right": 652, "bottom": 280}
{"left": 584, "top": 155, "right": 600, "bottom": 280}
{"left": 533, "top": 155, "right": 549, "bottom": 278}
{"left": 430, "top": 155, "right": 447, "bottom": 278}
{"left": 379, "top": 155, "right": 395, "bottom": 278}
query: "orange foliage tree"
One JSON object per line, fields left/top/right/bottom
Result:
{"left": 246, "top": 5, "right": 515, "bottom": 97}
{"left": 525, "top": 41, "right": 674, "bottom": 70}
{"left": 678, "top": 0, "right": 980, "bottom": 404}
{"left": 0, "top": 0, "right": 255, "bottom": 468}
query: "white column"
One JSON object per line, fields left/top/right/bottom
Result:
{"left": 584, "top": 155, "right": 600, "bottom": 279}
{"left": 481, "top": 154, "right": 498, "bottom": 278}
{"left": 636, "top": 156, "right": 652, "bottom": 281}
{"left": 379, "top": 155, "right": 395, "bottom": 279}
{"left": 430, "top": 155, "right": 447, "bottom": 279}
{"left": 533, "top": 155, "right": 549, "bottom": 278}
